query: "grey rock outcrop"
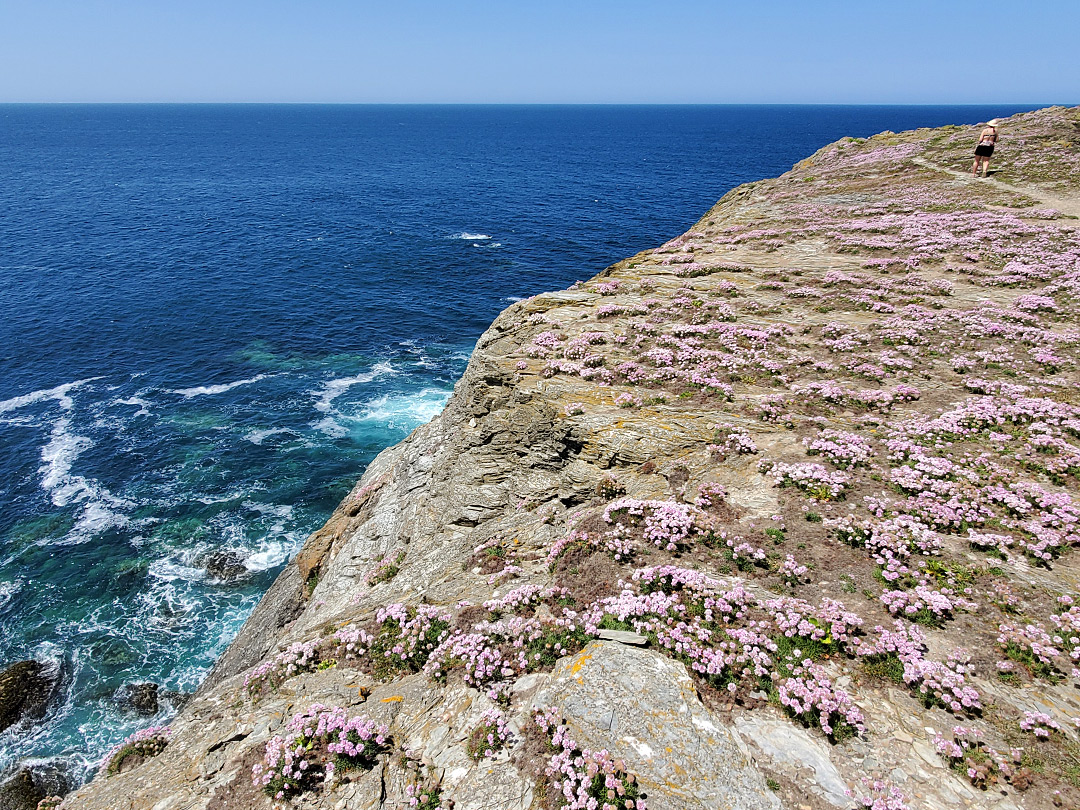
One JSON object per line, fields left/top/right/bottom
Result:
{"left": 532, "top": 642, "right": 781, "bottom": 810}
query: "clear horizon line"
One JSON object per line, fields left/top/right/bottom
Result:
{"left": 0, "top": 100, "right": 1073, "bottom": 107}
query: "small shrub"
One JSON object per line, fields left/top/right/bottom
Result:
{"left": 104, "top": 726, "right": 171, "bottom": 776}
{"left": 466, "top": 708, "right": 514, "bottom": 760}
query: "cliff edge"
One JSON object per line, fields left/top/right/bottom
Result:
{"left": 61, "top": 106, "right": 1080, "bottom": 810}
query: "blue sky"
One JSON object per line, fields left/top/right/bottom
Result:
{"left": 1, "top": 0, "right": 1076, "bottom": 103}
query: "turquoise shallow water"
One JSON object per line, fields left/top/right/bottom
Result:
{"left": 0, "top": 103, "right": 1036, "bottom": 782}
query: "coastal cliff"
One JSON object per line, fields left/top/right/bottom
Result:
{"left": 61, "top": 106, "right": 1080, "bottom": 810}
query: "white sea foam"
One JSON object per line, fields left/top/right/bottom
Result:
{"left": 244, "top": 542, "right": 292, "bottom": 572}
{"left": 452, "top": 232, "right": 491, "bottom": 240}
{"left": 171, "top": 374, "right": 268, "bottom": 399}
{"left": 39, "top": 416, "right": 92, "bottom": 499}
{"left": 36, "top": 414, "right": 132, "bottom": 544}
{"left": 311, "top": 362, "right": 394, "bottom": 414}
{"left": 0, "top": 579, "right": 22, "bottom": 610}
{"left": 148, "top": 558, "right": 206, "bottom": 583}
{"left": 244, "top": 427, "right": 296, "bottom": 445}
{"left": 503, "top": 296, "right": 527, "bottom": 303}
{"left": 312, "top": 416, "right": 349, "bottom": 438}
{"left": 194, "top": 488, "right": 258, "bottom": 506}
{"left": 114, "top": 396, "right": 152, "bottom": 417}
{"left": 0, "top": 377, "right": 101, "bottom": 415}
{"left": 243, "top": 501, "right": 295, "bottom": 520}
{"left": 355, "top": 388, "right": 451, "bottom": 428}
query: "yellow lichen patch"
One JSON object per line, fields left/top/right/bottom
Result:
{"left": 381, "top": 695, "right": 404, "bottom": 703}
{"left": 570, "top": 648, "right": 594, "bottom": 676}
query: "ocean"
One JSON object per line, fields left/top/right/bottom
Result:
{"left": 0, "top": 103, "right": 1039, "bottom": 782}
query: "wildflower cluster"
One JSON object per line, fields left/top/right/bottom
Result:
{"left": 763, "top": 461, "right": 850, "bottom": 500}
{"left": 368, "top": 603, "right": 453, "bottom": 679}
{"left": 851, "top": 778, "right": 910, "bottom": 810}
{"left": 856, "top": 623, "right": 981, "bottom": 714}
{"left": 466, "top": 707, "right": 515, "bottom": 760}
{"left": 243, "top": 603, "right": 449, "bottom": 698}
{"left": 1019, "top": 710, "right": 1062, "bottom": 739}
{"left": 245, "top": 639, "right": 322, "bottom": 698}
{"left": 777, "top": 660, "right": 865, "bottom": 739}
{"left": 483, "top": 583, "right": 571, "bottom": 616}
{"left": 365, "top": 549, "right": 406, "bottom": 586}
{"left": 879, "top": 584, "right": 976, "bottom": 626}
{"left": 933, "top": 725, "right": 1028, "bottom": 790}
{"left": 778, "top": 554, "right": 809, "bottom": 586}
{"left": 603, "top": 498, "right": 707, "bottom": 551}
{"left": 998, "top": 621, "right": 1068, "bottom": 681}
{"left": 423, "top": 612, "right": 588, "bottom": 688}
{"left": 533, "top": 707, "right": 646, "bottom": 810}
{"left": 803, "top": 428, "right": 876, "bottom": 469}
{"left": 251, "top": 705, "right": 389, "bottom": 800}
{"left": 708, "top": 424, "right": 758, "bottom": 459}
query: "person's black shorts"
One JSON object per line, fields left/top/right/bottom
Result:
{"left": 974, "top": 144, "right": 994, "bottom": 157}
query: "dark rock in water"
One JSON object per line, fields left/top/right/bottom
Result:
{"left": 116, "top": 682, "right": 159, "bottom": 716}
{"left": 0, "top": 761, "right": 71, "bottom": 810}
{"left": 161, "top": 689, "right": 192, "bottom": 712}
{"left": 110, "top": 558, "right": 149, "bottom": 584}
{"left": 0, "top": 661, "right": 59, "bottom": 734}
{"left": 202, "top": 550, "right": 248, "bottom": 583}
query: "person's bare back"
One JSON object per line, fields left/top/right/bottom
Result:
{"left": 972, "top": 119, "right": 1000, "bottom": 177}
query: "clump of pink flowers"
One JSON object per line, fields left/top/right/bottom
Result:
{"left": 533, "top": 707, "right": 646, "bottom": 810}
{"left": 483, "top": 583, "right": 571, "bottom": 616}
{"left": 245, "top": 639, "right": 322, "bottom": 698}
{"left": 763, "top": 460, "right": 850, "bottom": 500}
{"left": 603, "top": 498, "right": 708, "bottom": 552}
{"left": 803, "top": 428, "right": 876, "bottom": 469}
{"left": 1019, "top": 710, "right": 1062, "bottom": 739}
{"left": 777, "top": 660, "right": 865, "bottom": 739}
{"left": 933, "top": 725, "right": 1027, "bottom": 790}
{"left": 466, "top": 707, "right": 515, "bottom": 760}
{"left": 251, "top": 705, "right": 389, "bottom": 800}
{"left": 851, "top": 777, "right": 910, "bottom": 810}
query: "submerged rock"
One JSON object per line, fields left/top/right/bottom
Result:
{"left": 115, "top": 683, "right": 159, "bottom": 717}
{"left": 201, "top": 550, "right": 248, "bottom": 583}
{"left": 0, "top": 661, "right": 59, "bottom": 734}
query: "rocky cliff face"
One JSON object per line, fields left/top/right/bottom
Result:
{"left": 60, "top": 106, "right": 1080, "bottom": 810}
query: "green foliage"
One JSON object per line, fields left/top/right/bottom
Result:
{"left": 1002, "top": 641, "right": 1061, "bottom": 683}
{"left": 923, "top": 558, "right": 978, "bottom": 589}
{"left": 106, "top": 733, "right": 170, "bottom": 777}
{"left": 861, "top": 653, "right": 905, "bottom": 685}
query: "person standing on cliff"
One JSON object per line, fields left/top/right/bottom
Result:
{"left": 972, "top": 119, "right": 1000, "bottom": 178}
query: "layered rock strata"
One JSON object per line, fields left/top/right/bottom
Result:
{"left": 61, "top": 106, "right": 1080, "bottom": 810}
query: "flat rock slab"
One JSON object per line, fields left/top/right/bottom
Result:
{"left": 533, "top": 641, "right": 780, "bottom": 810}
{"left": 596, "top": 629, "right": 648, "bottom": 645}
{"left": 735, "top": 715, "right": 849, "bottom": 807}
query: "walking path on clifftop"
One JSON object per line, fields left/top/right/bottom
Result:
{"left": 912, "top": 156, "right": 1080, "bottom": 219}
{"left": 59, "top": 106, "right": 1080, "bottom": 810}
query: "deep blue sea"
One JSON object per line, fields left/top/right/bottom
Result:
{"left": 0, "top": 103, "right": 1040, "bottom": 783}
